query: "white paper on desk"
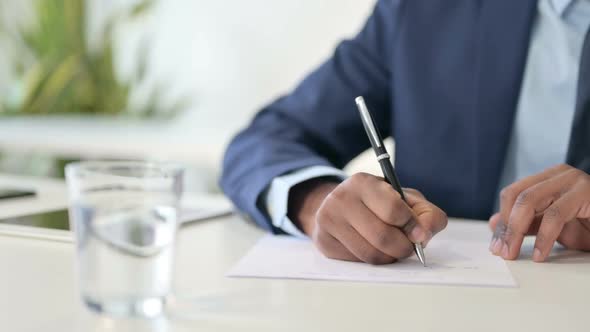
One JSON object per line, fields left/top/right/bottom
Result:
{"left": 228, "top": 225, "right": 517, "bottom": 288}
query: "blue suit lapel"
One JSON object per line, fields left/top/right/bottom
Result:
{"left": 567, "top": 28, "right": 590, "bottom": 172}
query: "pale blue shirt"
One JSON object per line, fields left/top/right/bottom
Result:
{"left": 496, "top": 0, "right": 590, "bottom": 203}
{"left": 266, "top": 0, "right": 590, "bottom": 237}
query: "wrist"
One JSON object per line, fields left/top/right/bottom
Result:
{"left": 287, "top": 178, "right": 340, "bottom": 236}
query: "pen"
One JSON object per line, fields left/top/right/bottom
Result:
{"left": 354, "top": 96, "right": 426, "bottom": 267}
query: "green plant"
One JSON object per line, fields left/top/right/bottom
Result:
{"left": 0, "top": 0, "right": 186, "bottom": 118}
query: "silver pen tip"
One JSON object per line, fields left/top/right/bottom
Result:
{"left": 415, "top": 243, "right": 426, "bottom": 267}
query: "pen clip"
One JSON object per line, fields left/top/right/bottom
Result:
{"left": 355, "top": 96, "right": 382, "bottom": 149}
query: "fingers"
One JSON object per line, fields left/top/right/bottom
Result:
{"left": 490, "top": 212, "right": 540, "bottom": 241}
{"left": 488, "top": 213, "right": 544, "bottom": 251}
{"left": 312, "top": 173, "right": 445, "bottom": 265}
{"left": 349, "top": 173, "right": 429, "bottom": 243}
{"left": 498, "top": 164, "right": 569, "bottom": 226}
{"left": 317, "top": 190, "right": 410, "bottom": 263}
{"left": 358, "top": 176, "right": 445, "bottom": 244}
{"left": 320, "top": 213, "right": 397, "bottom": 265}
{"left": 346, "top": 199, "right": 414, "bottom": 258}
{"left": 358, "top": 177, "right": 414, "bottom": 228}
{"left": 488, "top": 213, "right": 501, "bottom": 232}
{"left": 314, "top": 228, "right": 362, "bottom": 263}
{"left": 501, "top": 169, "right": 578, "bottom": 260}
{"left": 492, "top": 165, "right": 590, "bottom": 262}
{"left": 533, "top": 190, "right": 585, "bottom": 262}
{"left": 311, "top": 175, "right": 395, "bottom": 265}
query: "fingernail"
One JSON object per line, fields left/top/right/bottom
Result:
{"left": 492, "top": 238, "right": 503, "bottom": 255}
{"left": 492, "top": 222, "right": 507, "bottom": 241}
{"left": 410, "top": 226, "right": 426, "bottom": 243}
{"left": 533, "top": 248, "right": 543, "bottom": 262}
{"left": 501, "top": 243, "right": 509, "bottom": 258}
{"left": 489, "top": 238, "right": 496, "bottom": 252}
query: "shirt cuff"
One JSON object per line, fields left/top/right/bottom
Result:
{"left": 264, "top": 165, "right": 348, "bottom": 237}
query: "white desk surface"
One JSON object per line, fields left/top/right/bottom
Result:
{"left": 0, "top": 177, "right": 589, "bottom": 331}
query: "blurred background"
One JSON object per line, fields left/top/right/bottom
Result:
{"left": 0, "top": 0, "right": 377, "bottom": 194}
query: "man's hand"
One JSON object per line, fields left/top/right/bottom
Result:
{"left": 489, "top": 164, "right": 590, "bottom": 262}
{"left": 288, "top": 172, "right": 448, "bottom": 265}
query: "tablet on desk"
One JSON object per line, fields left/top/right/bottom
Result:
{"left": 0, "top": 197, "right": 234, "bottom": 242}
{"left": 0, "top": 188, "right": 36, "bottom": 200}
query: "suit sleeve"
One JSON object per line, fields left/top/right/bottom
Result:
{"left": 220, "top": 0, "right": 401, "bottom": 233}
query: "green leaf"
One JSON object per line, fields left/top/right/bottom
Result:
{"left": 129, "top": 0, "right": 155, "bottom": 17}
{"left": 2, "top": 0, "right": 187, "bottom": 119}
{"left": 24, "top": 54, "right": 82, "bottom": 114}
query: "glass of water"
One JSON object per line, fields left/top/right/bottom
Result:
{"left": 65, "top": 161, "right": 184, "bottom": 318}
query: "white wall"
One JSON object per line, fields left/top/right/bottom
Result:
{"left": 116, "top": 0, "right": 376, "bottom": 136}
{"left": 0, "top": 1, "right": 381, "bottom": 185}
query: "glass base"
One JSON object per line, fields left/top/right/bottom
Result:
{"left": 84, "top": 296, "right": 166, "bottom": 318}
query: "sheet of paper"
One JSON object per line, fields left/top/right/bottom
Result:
{"left": 227, "top": 220, "right": 517, "bottom": 288}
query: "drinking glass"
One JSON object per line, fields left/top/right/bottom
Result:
{"left": 65, "top": 161, "right": 184, "bottom": 317}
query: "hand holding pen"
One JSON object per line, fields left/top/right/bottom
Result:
{"left": 356, "top": 96, "right": 429, "bottom": 266}
{"left": 287, "top": 99, "right": 447, "bottom": 265}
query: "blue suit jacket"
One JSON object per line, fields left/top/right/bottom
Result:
{"left": 221, "top": 0, "right": 588, "bottom": 233}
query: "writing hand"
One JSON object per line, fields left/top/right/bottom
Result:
{"left": 290, "top": 173, "right": 447, "bottom": 264}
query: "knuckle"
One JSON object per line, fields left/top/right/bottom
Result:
{"left": 315, "top": 205, "right": 328, "bottom": 222}
{"left": 554, "top": 163, "right": 572, "bottom": 172}
{"left": 544, "top": 205, "right": 561, "bottom": 219}
{"left": 328, "top": 185, "right": 347, "bottom": 202}
{"left": 506, "top": 221, "right": 529, "bottom": 238}
{"left": 570, "top": 168, "right": 585, "bottom": 179}
{"left": 515, "top": 189, "right": 534, "bottom": 206}
{"left": 376, "top": 180, "right": 398, "bottom": 201}
{"left": 374, "top": 229, "right": 391, "bottom": 248}
{"left": 571, "top": 168, "right": 590, "bottom": 182}
{"left": 315, "top": 214, "right": 328, "bottom": 229}
{"left": 500, "top": 186, "right": 517, "bottom": 203}
{"left": 350, "top": 172, "right": 372, "bottom": 186}
{"left": 315, "top": 207, "right": 334, "bottom": 228}
{"left": 388, "top": 197, "right": 407, "bottom": 220}
{"left": 379, "top": 180, "right": 398, "bottom": 197}
{"left": 504, "top": 224, "right": 517, "bottom": 239}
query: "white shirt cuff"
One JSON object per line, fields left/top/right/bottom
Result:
{"left": 264, "top": 165, "right": 348, "bottom": 237}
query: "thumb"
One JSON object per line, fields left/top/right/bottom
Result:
{"left": 404, "top": 190, "right": 448, "bottom": 245}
